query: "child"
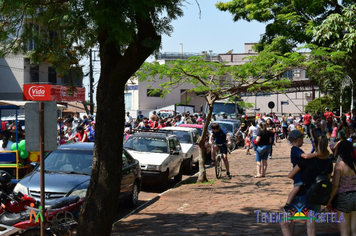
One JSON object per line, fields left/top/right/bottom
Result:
{"left": 283, "top": 130, "right": 321, "bottom": 212}
{"left": 331, "top": 123, "right": 338, "bottom": 143}
{"left": 244, "top": 136, "right": 251, "bottom": 155}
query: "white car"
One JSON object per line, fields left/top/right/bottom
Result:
{"left": 161, "top": 127, "right": 200, "bottom": 174}
{"left": 123, "top": 131, "right": 183, "bottom": 189}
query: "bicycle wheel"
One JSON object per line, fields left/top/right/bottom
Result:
{"left": 215, "top": 154, "right": 222, "bottom": 178}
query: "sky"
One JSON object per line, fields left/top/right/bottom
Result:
{"left": 158, "top": 0, "right": 266, "bottom": 55}
{"left": 82, "top": 0, "right": 267, "bottom": 103}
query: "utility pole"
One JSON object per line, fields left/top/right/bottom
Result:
{"left": 89, "top": 49, "right": 94, "bottom": 115}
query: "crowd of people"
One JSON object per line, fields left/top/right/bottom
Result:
{"left": 57, "top": 111, "right": 96, "bottom": 145}
{"left": 124, "top": 110, "right": 206, "bottom": 129}
{"left": 158, "top": 107, "right": 356, "bottom": 235}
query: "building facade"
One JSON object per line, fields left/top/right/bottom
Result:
{"left": 125, "top": 43, "right": 319, "bottom": 117}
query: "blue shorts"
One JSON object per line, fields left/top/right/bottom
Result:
{"left": 256, "top": 145, "right": 271, "bottom": 162}
{"left": 217, "top": 144, "right": 228, "bottom": 154}
{"left": 291, "top": 195, "right": 321, "bottom": 214}
{"left": 293, "top": 172, "right": 303, "bottom": 187}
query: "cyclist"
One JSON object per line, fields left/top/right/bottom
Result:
{"left": 209, "top": 123, "right": 232, "bottom": 177}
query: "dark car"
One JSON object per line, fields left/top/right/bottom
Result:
{"left": 208, "top": 120, "right": 239, "bottom": 150}
{"left": 13, "top": 142, "right": 141, "bottom": 207}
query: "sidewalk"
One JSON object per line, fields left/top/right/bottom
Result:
{"left": 111, "top": 139, "right": 340, "bottom": 236}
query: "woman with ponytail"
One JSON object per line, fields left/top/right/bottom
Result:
{"left": 328, "top": 140, "right": 356, "bottom": 236}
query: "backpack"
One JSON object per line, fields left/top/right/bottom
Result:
{"left": 305, "top": 158, "right": 332, "bottom": 205}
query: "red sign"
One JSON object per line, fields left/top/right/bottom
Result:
{"left": 23, "top": 85, "right": 85, "bottom": 102}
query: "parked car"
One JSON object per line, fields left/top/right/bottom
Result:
{"left": 178, "top": 124, "right": 211, "bottom": 161}
{"left": 123, "top": 131, "right": 183, "bottom": 189}
{"left": 13, "top": 143, "right": 142, "bottom": 207}
{"left": 160, "top": 127, "right": 200, "bottom": 174}
{"left": 208, "top": 120, "right": 239, "bottom": 150}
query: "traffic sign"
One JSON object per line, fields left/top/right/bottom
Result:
{"left": 268, "top": 101, "right": 275, "bottom": 109}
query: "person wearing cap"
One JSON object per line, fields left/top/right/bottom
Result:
{"left": 196, "top": 117, "right": 203, "bottom": 125}
{"left": 150, "top": 111, "right": 158, "bottom": 123}
{"left": 174, "top": 115, "right": 185, "bottom": 126}
{"left": 135, "top": 111, "right": 144, "bottom": 127}
{"left": 68, "top": 125, "right": 88, "bottom": 142}
{"left": 124, "top": 127, "right": 131, "bottom": 141}
{"left": 236, "top": 118, "right": 249, "bottom": 141}
{"left": 282, "top": 130, "right": 322, "bottom": 213}
{"left": 282, "top": 135, "right": 331, "bottom": 236}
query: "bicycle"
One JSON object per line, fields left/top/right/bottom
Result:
{"left": 213, "top": 143, "right": 226, "bottom": 179}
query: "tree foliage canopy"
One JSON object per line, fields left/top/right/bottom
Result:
{"left": 216, "top": 0, "right": 356, "bottom": 108}
{"left": 304, "top": 95, "right": 335, "bottom": 114}
{"left": 0, "top": 0, "right": 184, "bottom": 75}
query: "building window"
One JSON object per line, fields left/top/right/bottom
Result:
{"left": 125, "top": 93, "right": 132, "bottom": 110}
{"left": 283, "top": 70, "right": 294, "bottom": 79}
{"left": 27, "top": 24, "right": 39, "bottom": 51}
{"left": 30, "top": 65, "right": 39, "bottom": 83}
{"left": 48, "top": 67, "right": 57, "bottom": 84}
{"left": 147, "top": 89, "right": 162, "bottom": 97}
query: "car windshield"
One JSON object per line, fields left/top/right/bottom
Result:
{"left": 170, "top": 131, "right": 191, "bottom": 143}
{"left": 38, "top": 150, "right": 93, "bottom": 174}
{"left": 209, "top": 103, "right": 237, "bottom": 116}
{"left": 124, "top": 136, "right": 168, "bottom": 153}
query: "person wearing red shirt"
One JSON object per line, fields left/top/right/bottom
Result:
{"left": 68, "top": 125, "right": 88, "bottom": 142}
{"left": 303, "top": 111, "right": 312, "bottom": 138}
{"left": 156, "top": 119, "right": 166, "bottom": 129}
{"left": 324, "top": 107, "right": 340, "bottom": 140}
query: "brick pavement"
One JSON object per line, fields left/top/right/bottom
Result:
{"left": 111, "top": 139, "right": 340, "bottom": 235}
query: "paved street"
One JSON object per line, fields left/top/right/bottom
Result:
{"left": 111, "top": 139, "right": 340, "bottom": 235}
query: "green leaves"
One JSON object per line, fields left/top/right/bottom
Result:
{"left": 139, "top": 50, "right": 306, "bottom": 104}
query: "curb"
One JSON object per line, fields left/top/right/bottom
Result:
{"left": 113, "top": 170, "right": 200, "bottom": 226}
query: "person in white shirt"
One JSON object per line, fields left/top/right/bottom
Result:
{"left": 288, "top": 121, "right": 296, "bottom": 133}
{"left": 72, "top": 112, "right": 83, "bottom": 133}
{"left": 0, "top": 131, "right": 13, "bottom": 151}
{"left": 247, "top": 120, "right": 259, "bottom": 153}
{"left": 125, "top": 112, "right": 134, "bottom": 128}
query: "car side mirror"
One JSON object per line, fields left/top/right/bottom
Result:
{"left": 171, "top": 150, "right": 180, "bottom": 155}
{"left": 30, "top": 162, "right": 38, "bottom": 169}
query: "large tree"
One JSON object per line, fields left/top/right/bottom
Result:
{"left": 0, "top": 0, "right": 185, "bottom": 235}
{"left": 216, "top": 1, "right": 356, "bottom": 95}
{"left": 139, "top": 50, "right": 306, "bottom": 182}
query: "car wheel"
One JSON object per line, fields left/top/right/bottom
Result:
{"left": 183, "top": 157, "right": 193, "bottom": 174}
{"left": 174, "top": 166, "right": 183, "bottom": 183}
{"left": 160, "top": 170, "right": 169, "bottom": 190}
{"left": 127, "top": 180, "right": 140, "bottom": 207}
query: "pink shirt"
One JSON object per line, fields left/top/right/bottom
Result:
{"left": 331, "top": 127, "right": 338, "bottom": 138}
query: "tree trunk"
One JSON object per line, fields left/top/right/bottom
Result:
{"left": 77, "top": 15, "right": 161, "bottom": 236}
{"left": 197, "top": 96, "right": 215, "bottom": 183}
